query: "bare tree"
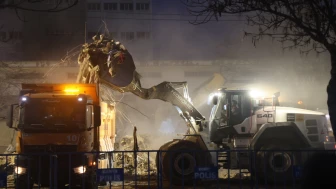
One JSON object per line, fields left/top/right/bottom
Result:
{"left": 185, "top": 0, "right": 336, "bottom": 135}
{"left": 0, "top": 0, "right": 79, "bottom": 13}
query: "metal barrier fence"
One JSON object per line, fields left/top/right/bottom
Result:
{"left": 0, "top": 149, "right": 335, "bottom": 189}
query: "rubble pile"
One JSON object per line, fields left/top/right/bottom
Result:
{"left": 113, "top": 135, "right": 157, "bottom": 176}
{"left": 0, "top": 145, "right": 17, "bottom": 188}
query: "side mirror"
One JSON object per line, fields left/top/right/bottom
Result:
{"left": 6, "top": 104, "right": 18, "bottom": 128}
{"left": 212, "top": 96, "right": 218, "bottom": 105}
{"left": 94, "top": 105, "right": 101, "bottom": 127}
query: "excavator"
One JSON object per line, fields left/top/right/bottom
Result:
{"left": 75, "top": 35, "right": 334, "bottom": 185}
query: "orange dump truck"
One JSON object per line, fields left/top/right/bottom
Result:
{"left": 6, "top": 83, "right": 116, "bottom": 189}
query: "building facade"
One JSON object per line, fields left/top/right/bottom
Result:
{"left": 86, "top": 0, "right": 153, "bottom": 62}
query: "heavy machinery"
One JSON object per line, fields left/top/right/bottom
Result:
{"left": 6, "top": 83, "right": 116, "bottom": 188}
{"left": 72, "top": 35, "right": 335, "bottom": 185}
{"left": 155, "top": 88, "right": 336, "bottom": 184}
{"left": 5, "top": 34, "right": 333, "bottom": 187}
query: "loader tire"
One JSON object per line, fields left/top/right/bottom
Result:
{"left": 254, "top": 141, "right": 300, "bottom": 184}
{"left": 157, "top": 141, "right": 204, "bottom": 186}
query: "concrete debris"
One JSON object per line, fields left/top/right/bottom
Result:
{"left": 113, "top": 135, "right": 157, "bottom": 176}
{"left": 218, "top": 169, "right": 250, "bottom": 179}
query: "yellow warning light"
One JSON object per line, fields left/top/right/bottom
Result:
{"left": 64, "top": 88, "right": 79, "bottom": 93}
{"left": 298, "top": 100, "right": 303, "bottom": 105}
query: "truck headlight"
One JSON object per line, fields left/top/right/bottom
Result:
{"left": 73, "top": 166, "right": 86, "bottom": 174}
{"left": 14, "top": 166, "right": 27, "bottom": 175}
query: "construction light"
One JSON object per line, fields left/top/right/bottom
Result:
{"left": 249, "top": 90, "right": 265, "bottom": 98}
{"left": 207, "top": 92, "right": 222, "bottom": 105}
{"left": 64, "top": 88, "right": 79, "bottom": 93}
{"left": 14, "top": 166, "right": 27, "bottom": 175}
{"left": 73, "top": 166, "right": 86, "bottom": 174}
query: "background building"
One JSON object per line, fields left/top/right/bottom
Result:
{"left": 0, "top": 0, "right": 332, "bottom": 150}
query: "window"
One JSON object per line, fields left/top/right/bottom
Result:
{"left": 136, "top": 3, "right": 149, "bottom": 10}
{"left": 121, "top": 32, "right": 134, "bottom": 41}
{"left": 88, "top": 3, "right": 101, "bottom": 11}
{"left": 120, "top": 3, "right": 133, "bottom": 11}
{"left": 86, "top": 106, "right": 93, "bottom": 129}
{"left": 9, "top": 31, "right": 22, "bottom": 40}
{"left": 104, "top": 3, "right": 117, "bottom": 10}
{"left": 0, "top": 32, "right": 6, "bottom": 40}
{"left": 136, "top": 32, "right": 150, "bottom": 40}
{"left": 109, "top": 32, "right": 118, "bottom": 38}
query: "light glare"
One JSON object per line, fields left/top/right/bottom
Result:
{"left": 73, "top": 166, "right": 86, "bottom": 174}
{"left": 249, "top": 90, "right": 264, "bottom": 98}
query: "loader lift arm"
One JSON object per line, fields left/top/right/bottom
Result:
{"left": 75, "top": 35, "right": 209, "bottom": 185}
{"left": 76, "top": 35, "right": 205, "bottom": 130}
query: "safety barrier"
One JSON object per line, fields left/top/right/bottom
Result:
{"left": 0, "top": 149, "right": 334, "bottom": 189}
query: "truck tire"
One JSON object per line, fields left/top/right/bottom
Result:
{"left": 84, "top": 172, "right": 96, "bottom": 189}
{"left": 15, "top": 177, "right": 34, "bottom": 189}
{"left": 254, "top": 141, "right": 299, "bottom": 183}
{"left": 156, "top": 141, "right": 204, "bottom": 186}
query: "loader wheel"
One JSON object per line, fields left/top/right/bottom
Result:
{"left": 254, "top": 142, "right": 299, "bottom": 184}
{"left": 156, "top": 141, "right": 206, "bottom": 186}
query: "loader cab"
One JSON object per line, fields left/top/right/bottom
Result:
{"left": 210, "top": 89, "right": 252, "bottom": 126}
{"left": 209, "top": 89, "right": 281, "bottom": 143}
{"left": 209, "top": 89, "right": 255, "bottom": 142}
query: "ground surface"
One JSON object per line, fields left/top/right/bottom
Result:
{"left": 1, "top": 172, "right": 302, "bottom": 189}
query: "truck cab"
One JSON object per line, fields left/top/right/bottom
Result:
{"left": 6, "top": 84, "right": 101, "bottom": 189}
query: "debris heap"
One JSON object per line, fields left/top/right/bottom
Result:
{"left": 113, "top": 135, "right": 157, "bottom": 176}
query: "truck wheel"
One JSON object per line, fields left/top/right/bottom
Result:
{"left": 255, "top": 142, "right": 299, "bottom": 183}
{"left": 157, "top": 141, "right": 204, "bottom": 186}
{"left": 15, "top": 177, "right": 34, "bottom": 189}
